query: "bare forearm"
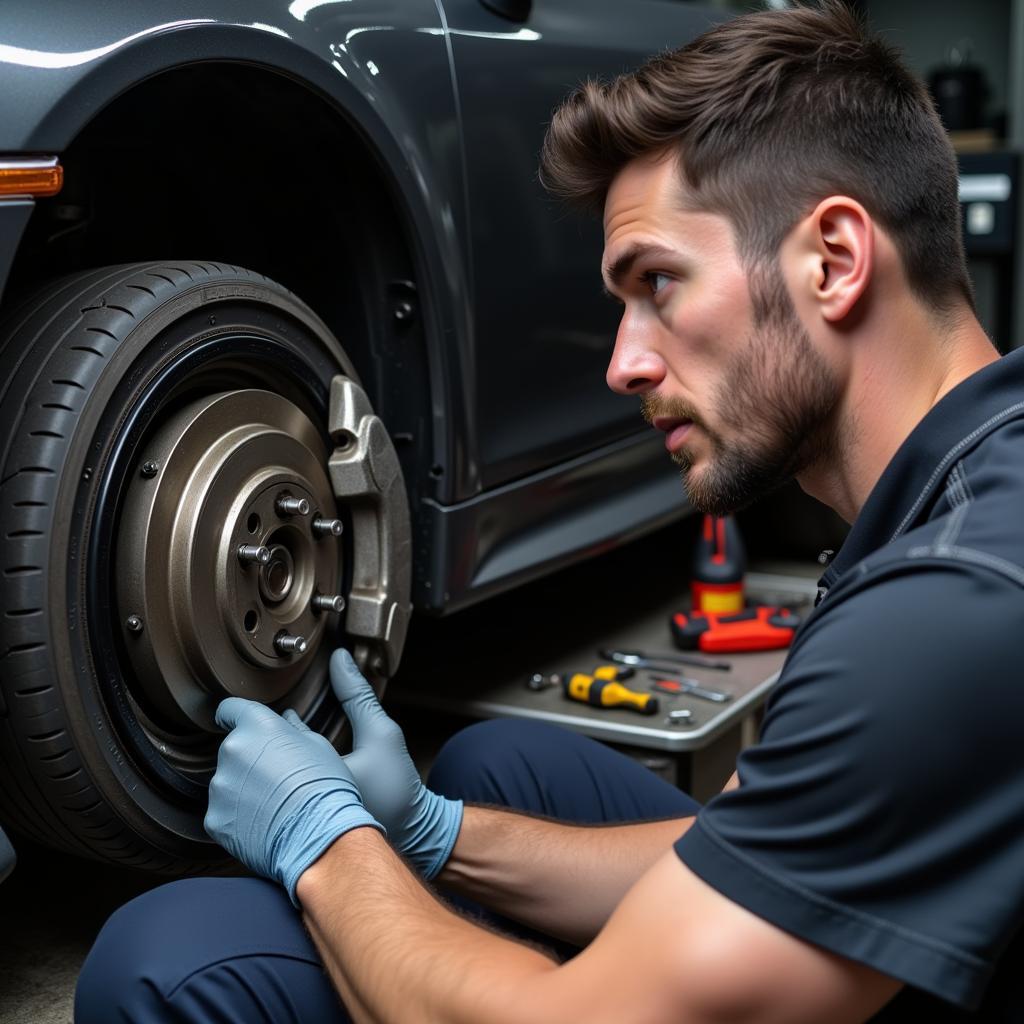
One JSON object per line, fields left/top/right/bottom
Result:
{"left": 298, "top": 827, "right": 560, "bottom": 1024}
{"left": 437, "top": 805, "right": 693, "bottom": 945}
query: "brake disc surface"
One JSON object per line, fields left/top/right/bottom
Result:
{"left": 117, "top": 389, "right": 343, "bottom": 732}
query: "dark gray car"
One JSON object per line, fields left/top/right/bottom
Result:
{"left": 0, "top": 1, "right": 717, "bottom": 877}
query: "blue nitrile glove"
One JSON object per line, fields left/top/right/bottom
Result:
{"left": 205, "top": 697, "right": 384, "bottom": 905}
{"left": 330, "top": 648, "right": 463, "bottom": 879}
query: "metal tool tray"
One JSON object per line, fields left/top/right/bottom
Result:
{"left": 391, "top": 571, "right": 818, "bottom": 753}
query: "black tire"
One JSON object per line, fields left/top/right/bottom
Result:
{"left": 0, "top": 261, "right": 358, "bottom": 872}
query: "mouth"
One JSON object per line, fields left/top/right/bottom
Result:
{"left": 652, "top": 416, "right": 694, "bottom": 452}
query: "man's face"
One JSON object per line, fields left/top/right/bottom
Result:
{"left": 602, "top": 153, "right": 841, "bottom": 515}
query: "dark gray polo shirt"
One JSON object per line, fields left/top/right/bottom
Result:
{"left": 676, "top": 346, "right": 1024, "bottom": 1020}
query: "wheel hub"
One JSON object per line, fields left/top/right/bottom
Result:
{"left": 260, "top": 543, "right": 294, "bottom": 602}
{"left": 116, "top": 389, "right": 343, "bottom": 732}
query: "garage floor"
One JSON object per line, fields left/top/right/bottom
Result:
{"left": 0, "top": 516, "right": 821, "bottom": 1022}
{"left": 0, "top": 841, "right": 159, "bottom": 1023}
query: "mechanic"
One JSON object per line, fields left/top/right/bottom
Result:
{"left": 76, "top": 2, "right": 1024, "bottom": 1021}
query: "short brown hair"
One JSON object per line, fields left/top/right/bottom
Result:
{"left": 540, "top": 1, "right": 972, "bottom": 314}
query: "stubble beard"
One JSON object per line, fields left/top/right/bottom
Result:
{"left": 642, "top": 263, "right": 842, "bottom": 516}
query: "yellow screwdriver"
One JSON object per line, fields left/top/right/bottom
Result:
{"left": 563, "top": 665, "right": 660, "bottom": 715}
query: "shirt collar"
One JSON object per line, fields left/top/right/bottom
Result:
{"left": 819, "top": 347, "right": 1024, "bottom": 593}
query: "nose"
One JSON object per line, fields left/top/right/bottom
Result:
{"left": 605, "top": 312, "right": 666, "bottom": 395}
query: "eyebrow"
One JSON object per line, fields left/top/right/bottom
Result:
{"left": 601, "top": 243, "right": 677, "bottom": 298}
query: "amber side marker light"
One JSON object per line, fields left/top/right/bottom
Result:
{"left": 0, "top": 159, "right": 63, "bottom": 198}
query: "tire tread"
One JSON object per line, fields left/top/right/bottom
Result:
{"left": 0, "top": 261, "right": 285, "bottom": 873}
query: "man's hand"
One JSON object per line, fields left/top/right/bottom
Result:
{"left": 330, "top": 648, "right": 463, "bottom": 879}
{"left": 204, "top": 696, "right": 384, "bottom": 905}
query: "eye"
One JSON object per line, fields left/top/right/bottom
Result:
{"left": 642, "top": 271, "right": 672, "bottom": 296}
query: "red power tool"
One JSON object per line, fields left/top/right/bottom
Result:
{"left": 670, "top": 606, "right": 799, "bottom": 654}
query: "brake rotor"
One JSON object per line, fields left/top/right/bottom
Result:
{"left": 116, "top": 389, "right": 344, "bottom": 733}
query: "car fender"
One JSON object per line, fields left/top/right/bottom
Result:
{"left": 0, "top": 3, "right": 472, "bottom": 496}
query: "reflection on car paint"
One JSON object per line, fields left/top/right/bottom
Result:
{"left": 245, "top": 22, "right": 292, "bottom": 39}
{"left": 416, "top": 27, "right": 542, "bottom": 42}
{"left": 288, "top": 0, "right": 353, "bottom": 23}
{"left": 0, "top": 20, "right": 217, "bottom": 68}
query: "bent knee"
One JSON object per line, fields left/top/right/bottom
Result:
{"left": 76, "top": 876, "right": 317, "bottom": 1023}
{"left": 76, "top": 880, "right": 191, "bottom": 1022}
{"left": 427, "top": 718, "right": 573, "bottom": 806}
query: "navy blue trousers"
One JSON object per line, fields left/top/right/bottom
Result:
{"left": 75, "top": 719, "right": 700, "bottom": 1023}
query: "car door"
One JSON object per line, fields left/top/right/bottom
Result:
{"left": 440, "top": 0, "right": 726, "bottom": 490}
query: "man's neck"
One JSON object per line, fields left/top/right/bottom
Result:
{"left": 798, "top": 305, "right": 999, "bottom": 525}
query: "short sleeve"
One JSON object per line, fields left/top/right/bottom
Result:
{"left": 675, "top": 562, "right": 1024, "bottom": 1010}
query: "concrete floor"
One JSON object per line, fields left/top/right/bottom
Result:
{"left": 0, "top": 841, "right": 160, "bottom": 1023}
{"left": 0, "top": 509, "right": 826, "bottom": 1022}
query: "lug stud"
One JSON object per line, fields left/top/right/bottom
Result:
{"left": 274, "top": 632, "right": 308, "bottom": 655}
{"left": 312, "top": 594, "right": 346, "bottom": 614}
{"left": 312, "top": 517, "right": 344, "bottom": 538}
{"left": 275, "top": 493, "right": 311, "bottom": 517}
{"left": 237, "top": 544, "right": 271, "bottom": 565}
{"left": 125, "top": 614, "right": 144, "bottom": 633}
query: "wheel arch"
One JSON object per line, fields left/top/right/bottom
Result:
{"left": 2, "top": 25, "right": 470, "bottom": 511}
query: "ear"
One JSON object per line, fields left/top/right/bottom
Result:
{"left": 795, "top": 197, "right": 874, "bottom": 324}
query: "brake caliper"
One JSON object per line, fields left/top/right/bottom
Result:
{"left": 327, "top": 376, "right": 412, "bottom": 678}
